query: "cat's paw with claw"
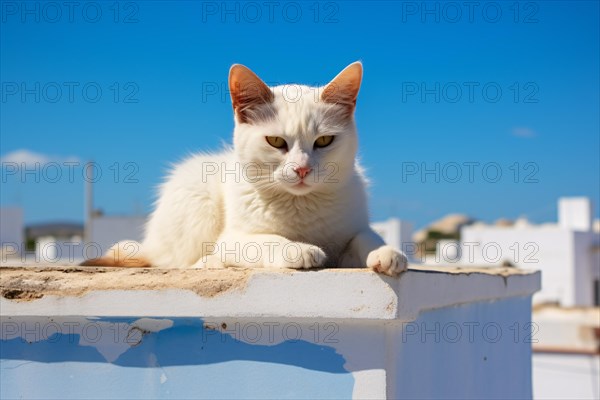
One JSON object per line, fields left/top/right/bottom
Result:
{"left": 267, "top": 242, "right": 326, "bottom": 270}
{"left": 367, "top": 245, "right": 408, "bottom": 276}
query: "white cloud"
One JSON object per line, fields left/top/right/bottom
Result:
{"left": 512, "top": 127, "right": 537, "bottom": 138}
{"left": 0, "top": 149, "right": 81, "bottom": 167}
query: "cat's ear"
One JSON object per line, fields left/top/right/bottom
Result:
{"left": 321, "top": 62, "right": 363, "bottom": 115}
{"left": 229, "top": 64, "right": 274, "bottom": 124}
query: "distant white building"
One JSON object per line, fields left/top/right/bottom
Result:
{"left": 24, "top": 223, "right": 83, "bottom": 264}
{"left": 34, "top": 235, "right": 83, "bottom": 264}
{"left": 532, "top": 306, "right": 600, "bottom": 399}
{"left": 89, "top": 215, "right": 147, "bottom": 255}
{"left": 0, "top": 207, "right": 24, "bottom": 257}
{"left": 435, "top": 198, "right": 599, "bottom": 307}
{"left": 371, "top": 218, "right": 414, "bottom": 259}
{"left": 20, "top": 215, "right": 146, "bottom": 264}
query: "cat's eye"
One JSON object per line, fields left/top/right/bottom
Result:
{"left": 266, "top": 136, "right": 287, "bottom": 149}
{"left": 314, "top": 135, "right": 335, "bottom": 148}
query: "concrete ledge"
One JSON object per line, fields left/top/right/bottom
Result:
{"left": 0, "top": 265, "right": 540, "bottom": 321}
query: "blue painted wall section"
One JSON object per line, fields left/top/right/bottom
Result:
{"left": 0, "top": 318, "right": 354, "bottom": 399}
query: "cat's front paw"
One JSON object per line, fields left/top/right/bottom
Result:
{"left": 267, "top": 242, "right": 326, "bottom": 270}
{"left": 367, "top": 245, "right": 408, "bottom": 276}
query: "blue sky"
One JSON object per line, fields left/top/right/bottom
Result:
{"left": 1, "top": 0, "right": 599, "bottom": 229}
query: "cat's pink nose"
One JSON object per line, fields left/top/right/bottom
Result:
{"left": 294, "top": 166, "right": 312, "bottom": 179}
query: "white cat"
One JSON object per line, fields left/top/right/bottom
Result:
{"left": 83, "top": 62, "right": 407, "bottom": 276}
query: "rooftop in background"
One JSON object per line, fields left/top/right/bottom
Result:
{"left": 25, "top": 222, "right": 83, "bottom": 239}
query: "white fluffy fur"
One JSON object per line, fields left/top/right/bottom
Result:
{"left": 111, "top": 63, "right": 407, "bottom": 276}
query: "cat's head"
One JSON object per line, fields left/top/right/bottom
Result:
{"left": 229, "top": 62, "right": 362, "bottom": 196}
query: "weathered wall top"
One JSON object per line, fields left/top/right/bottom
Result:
{"left": 0, "top": 265, "right": 540, "bottom": 321}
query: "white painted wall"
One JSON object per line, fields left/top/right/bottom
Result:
{"left": 34, "top": 236, "right": 84, "bottom": 264}
{"left": 458, "top": 225, "right": 599, "bottom": 307}
{"left": 532, "top": 307, "right": 599, "bottom": 400}
{"left": 371, "top": 218, "right": 413, "bottom": 258}
{"left": 572, "top": 232, "right": 596, "bottom": 306}
{"left": 90, "top": 215, "right": 146, "bottom": 254}
{"left": 455, "top": 198, "right": 599, "bottom": 307}
{"left": 533, "top": 354, "right": 599, "bottom": 400}
{"left": 392, "top": 296, "right": 534, "bottom": 399}
{"left": 532, "top": 306, "right": 599, "bottom": 353}
{"left": 435, "top": 239, "right": 462, "bottom": 263}
{"left": 559, "top": 197, "right": 593, "bottom": 232}
{"left": 0, "top": 207, "right": 24, "bottom": 255}
{"left": 459, "top": 226, "right": 582, "bottom": 305}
